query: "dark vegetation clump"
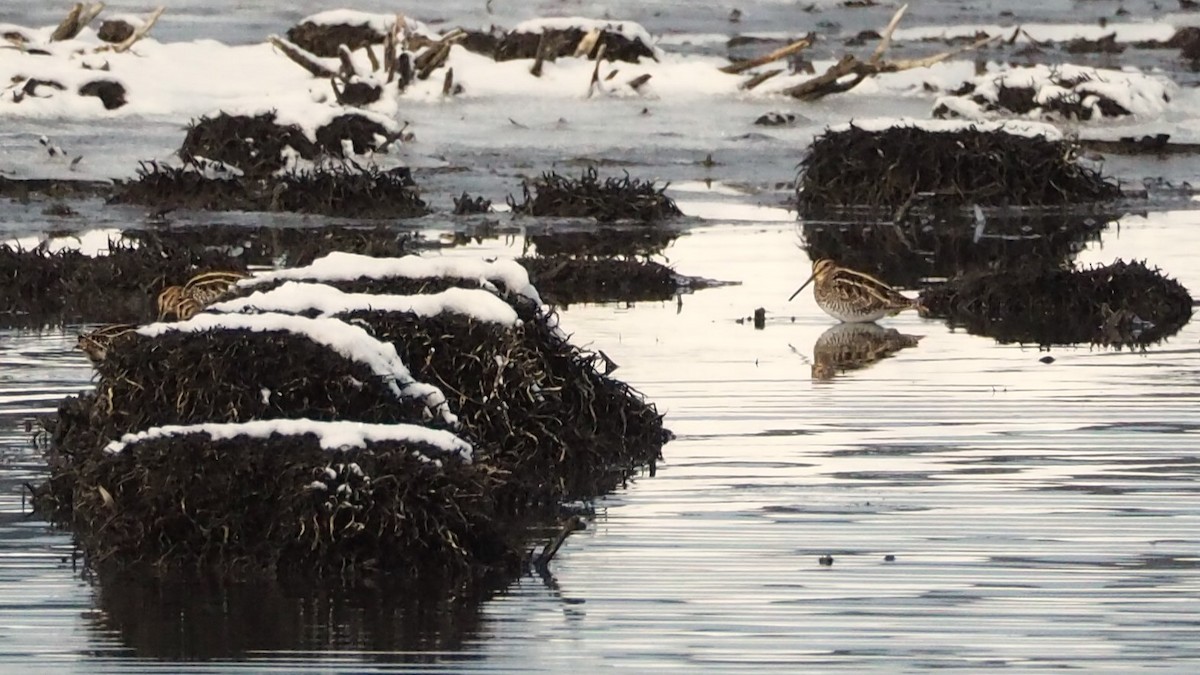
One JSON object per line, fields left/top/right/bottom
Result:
{"left": 1171, "top": 26, "right": 1200, "bottom": 64}
{"left": 117, "top": 112, "right": 414, "bottom": 216}
{"left": 78, "top": 79, "right": 127, "bottom": 110}
{"left": 515, "top": 228, "right": 686, "bottom": 305}
{"left": 315, "top": 114, "right": 393, "bottom": 158}
{"left": 452, "top": 192, "right": 493, "bottom": 215}
{"left": 802, "top": 211, "right": 1114, "bottom": 288}
{"left": 494, "top": 26, "right": 656, "bottom": 63}
{"left": 180, "top": 112, "right": 316, "bottom": 178}
{"left": 45, "top": 329, "right": 433, "bottom": 454}
{"left": 245, "top": 274, "right": 495, "bottom": 299}
{"left": 113, "top": 162, "right": 428, "bottom": 218}
{"left": 936, "top": 76, "right": 1140, "bottom": 121}
{"left": 41, "top": 420, "right": 506, "bottom": 577}
{"left": 35, "top": 269, "right": 669, "bottom": 578}
{"left": 287, "top": 20, "right": 385, "bottom": 57}
{"left": 111, "top": 161, "right": 249, "bottom": 211}
{"left": 755, "top": 112, "right": 799, "bottom": 127}
{"left": 797, "top": 124, "right": 1121, "bottom": 212}
{"left": 460, "top": 29, "right": 502, "bottom": 57}
{"left": 518, "top": 256, "right": 679, "bottom": 305}
{"left": 179, "top": 112, "right": 394, "bottom": 177}
{"left": 526, "top": 229, "right": 679, "bottom": 260}
{"left": 124, "top": 224, "right": 418, "bottom": 267}
{"left": 0, "top": 176, "right": 111, "bottom": 199}
{"left": 508, "top": 168, "right": 682, "bottom": 222}
{"left": 919, "top": 259, "right": 1193, "bottom": 347}
{"left": 96, "top": 19, "right": 135, "bottom": 43}
{"left": 0, "top": 239, "right": 243, "bottom": 326}
{"left": 332, "top": 77, "right": 383, "bottom": 107}
{"left": 1065, "top": 33, "right": 1124, "bottom": 54}
{"left": 347, "top": 306, "right": 668, "bottom": 501}
{"left": 273, "top": 165, "right": 424, "bottom": 217}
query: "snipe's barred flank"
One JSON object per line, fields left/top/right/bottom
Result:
{"left": 156, "top": 270, "right": 249, "bottom": 321}
{"left": 789, "top": 259, "right": 920, "bottom": 323}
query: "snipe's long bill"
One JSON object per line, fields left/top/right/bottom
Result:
{"left": 789, "top": 258, "right": 921, "bottom": 323}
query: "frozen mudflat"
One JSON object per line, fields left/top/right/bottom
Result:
{"left": 2, "top": 0, "right": 1200, "bottom": 672}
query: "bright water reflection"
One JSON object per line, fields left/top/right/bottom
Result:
{"left": 1, "top": 209, "right": 1199, "bottom": 671}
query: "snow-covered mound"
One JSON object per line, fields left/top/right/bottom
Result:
{"left": 933, "top": 65, "right": 1174, "bottom": 122}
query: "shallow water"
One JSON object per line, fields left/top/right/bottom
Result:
{"left": 2, "top": 204, "right": 1200, "bottom": 671}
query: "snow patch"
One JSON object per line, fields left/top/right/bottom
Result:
{"left": 242, "top": 252, "right": 542, "bottom": 304}
{"left": 512, "top": 17, "right": 657, "bottom": 51}
{"left": 295, "top": 10, "right": 437, "bottom": 41}
{"left": 935, "top": 65, "right": 1174, "bottom": 122}
{"left": 104, "top": 418, "right": 473, "bottom": 463}
{"left": 827, "top": 117, "right": 1064, "bottom": 140}
{"left": 212, "top": 282, "right": 522, "bottom": 325}
{"left": 893, "top": 22, "right": 1177, "bottom": 45}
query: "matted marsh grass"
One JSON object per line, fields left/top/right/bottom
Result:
{"left": 34, "top": 261, "right": 669, "bottom": 580}
{"left": 797, "top": 124, "right": 1122, "bottom": 212}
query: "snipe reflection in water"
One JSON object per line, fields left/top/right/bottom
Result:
{"left": 810, "top": 322, "right": 922, "bottom": 380}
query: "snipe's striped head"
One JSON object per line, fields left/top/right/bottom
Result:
{"left": 76, "top": 324, "right": 137, "bottom": 363}
{"left": 788, "top": 258, "right": 837, "bottom": 301}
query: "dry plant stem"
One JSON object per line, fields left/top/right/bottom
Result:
{"left": 337, "top": 45, "right": 357, "bottom": 79}
{"left": 268, "top": 36, "right": 336, "bottom": 78}
{"left": 393, "top": 13, "right": 409, "bottom": 47}
{"left": 783, "top": 5, "right": 998, "bottom": 101}
{"left": 869, "top": 4, "right": 908, "bottom": 64}
{"left": 440, "top": 29, "right": 466, "bottom": 45}
{"left": 442, "top": 67, "right": 454, "bottom": 96}
{"left": 50, "top": 4, "right": 84, "bottom": 42}
{"left": 533, "top": 516, "right": 585, "bottom": 569}
{"left": 111, "top": 7, "right": 165, "bottom": 54}
{"left": 587, "top": 44, "right": 608, "bottom": 98}
{"left": 530, "top": 33, "right": 549, "bottom": 77}
{"left": 51, "top": 2, "right": 106, "bottom": 42}
{"left": 1021, "top": 29, "right": 1050, "bottom": 47}
{"left": 628, "top": 73, "right": 652, "bottom": 91}
{"left": 721, "top": 34, "right": 815, "bottom": 75}
{"left": 384, "top": 14, "right": 409, "bottom": 82}
{"left": 784, "top": 54, "right": 865, "bottom": 100}
{"left": 415, "top": 41, "right": 452, "bottom": 80}
{"left": 884, "top": 34, "right": 1000, "bottom": 70}
{"left": 741, "top": 68, "right": 783, "bottom": 91}
{"left": 414, "top": 29, "right": 463, "bottom": 72}
{"left": 574, "top": 28, "right": 602, "bottom": 58}
{"left": 384, "top": 30, "right": 396, "bottom": 81}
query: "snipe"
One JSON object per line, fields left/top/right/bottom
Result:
{"left": 789, "top": 259, "right": 920, "bottom": 323}
{"left": 77, "top": 324, "right": 138, "bottom": 363}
